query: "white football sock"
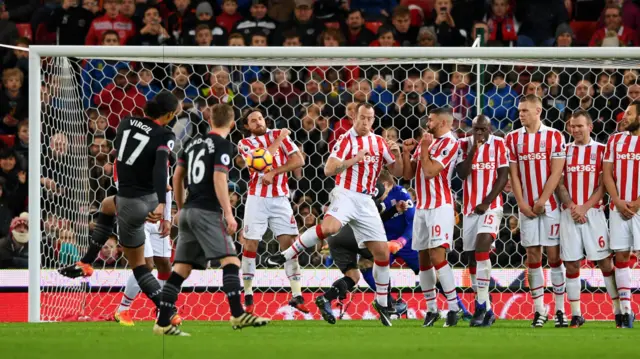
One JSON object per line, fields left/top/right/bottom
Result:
{"left": 283, "top": 226, "right": 324, "bottom": 260}
{"left": 476, "top": 253, "right": 492, "bottom": 310}
{"left": 615, "top": 262, "right": 631, "bottom": 314}
{"left": 284, "top": 258, "right": 302, "bottom": 298}
{"left": 420, "top": 266, "right": 438, "bottom": 313}
{"left": 119, "top": 274, "right": 141, "bottom": 313}
{"left": 242, "top": 250, "right": 256, "bottom": 296}
{"left": 436, "top": 261, "right": 459, "bottom": 312}
{"left": 373, "top": 260, "right": 390, "bottom": 307}
{"left": 602, "top": 269, "right": 621, "bottom": 315}
{"left": 566, "top": 272, "right": 581, "bottom": 316}
{"left": 550, "top": 262, "right": 566, "bottom": 313}
{"left": 528, "top": 263, "right": 545, "bottom": 314}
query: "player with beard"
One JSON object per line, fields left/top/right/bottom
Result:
{"left": 402, "top": 107, "right": 461, "bottom": 327}
{"left": 237, "top": 109, "right": 308, "bottom": 314}
{"left": 602, "top": 100, "right": 640, "bottom": 329}
{"left": 267, "top": 103, "right": 404, "bottom": 326}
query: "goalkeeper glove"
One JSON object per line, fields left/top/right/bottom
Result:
{"left": 387, "top": 237, "right": 407, "bottom": 254}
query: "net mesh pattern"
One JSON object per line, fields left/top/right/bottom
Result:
{"left": 38, "top": 55, "right": 640, "bottom": 321}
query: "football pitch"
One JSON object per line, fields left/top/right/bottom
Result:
{"left": 0, "top": 320, "right": 636, "bottom": 359}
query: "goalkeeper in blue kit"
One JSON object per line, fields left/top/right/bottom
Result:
{"left": 317, "top": 170, "right": 471, "bottom": 324}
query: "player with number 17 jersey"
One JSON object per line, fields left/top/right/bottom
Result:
{"left": 505, "top": 124, "right": 566, "bottom": 247}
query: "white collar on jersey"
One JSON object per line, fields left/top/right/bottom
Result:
{"left": 569, "top": 138, "right": 595, "bottom": 147}
{"left": 519, "top": 123, "right": 549, "bottom": 134}
{"left": 348, "top": 127, "right": 372, "bottom": 137}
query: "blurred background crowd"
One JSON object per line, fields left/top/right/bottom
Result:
{"left": 0, "top": 0, "right": 639, "bottom": 271}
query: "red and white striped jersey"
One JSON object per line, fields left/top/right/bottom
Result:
{"left": 330, "top": 128, "right": 395, "bottom": 195}
{"left": 457, "top": 135, "right": 509, "bottom": 215}
{"left": 412, "top": 131, "right": 459, "bottom": 209}
{"left": 604, "top": 132, "right": 640, "bottom": 208}
{"left": 564, "top": 139, "right": 605, "bottom": 208}
{"left": 505, "top": 124, "right": 566, "bottom": 211}
{"left": 238, "top": 129, "right": 299, "bottom": 198}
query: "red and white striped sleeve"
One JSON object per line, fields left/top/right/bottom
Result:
{"left": 329, "top": 134, "right": 351, "bottom": 161}
{"left": 496, "top": 139, "right": 509, "bottom": 168}
{"left": 551, "top": 131, "right": 566, "bottom": 159}
{"left": 411, "top": 144, "right": 421, "bottom": 162}
{"left": 379, "top": 137, "right": 395, "bottom": 165}
{"left": 238, "top": 138, "right": 253, "bottom": 159}
{"left": 280, "top": 133, "right": 299, "bottom": 155}
{"left": 430, "top": 138, "right": 459, "bottom": 168}
{"left": 604, "top": 134, "right": 617, "bottom": 163}
{"left": 456, "top": 138, "right": 469, "bottom": 163}
{"left": 505, "top": 132, "right": 517, "bottom": 163}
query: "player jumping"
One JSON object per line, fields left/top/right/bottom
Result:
{"left": 267, "top": 103, "right": 404, "bottom": 327}
{"left": 602, "top": 100, "right": 640, "bottom": 329}
{"left": 156, "top": 104, "right": 269, "bottom": 335}
{"left": 455, "top": 115, "right": 509, "bottom": 327}
{"left": 505, "top": 94, "right": 567, "bottom": 328}
{"left": 237, "top": 109, "right": 308, "bottom": 314}
{"left": 360, "top": 170, "right": 471, "bottom": 321}
{"left": 113, "top": 160, "right": 174, "bottom": 326}
{"left": 61, "top": 92, "right": 181, "bottom": 333}
{"left": 402, "top": 107, "right": 462, "bottom": 328}
{"left": 555, "top": 110, "right": 620, "bottom": 328}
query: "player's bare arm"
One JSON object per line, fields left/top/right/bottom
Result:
{"left": 385, "top": 140, "right": 404, "bottom": 177}
{"left": 603, "top": 161, "right": 635, "bottom": 219}
{"left": 509, "top": 162, "right": 536, "bottom": 218}
{"left": 532, "top": 157, "right": 565, "bottom": 215}
{"left": 262, "top": 151, "right": 304, "bottom": 185}
{"left": 476, "top": 166, "right": 509, "bottom": 215}
{"left": 324, "top": 149, "right": 367, "bottom": 177}
{"left": 555, "top": 175, "right": 576, "bottom": 208}
{"left": 214, "top": 170, "right": 238, "bottom": 234}
{"left": 401, "top": 138, "right": 417, "bottom": 180}
{"left": 455, "top": 140, "right": 478, "bottom": 180}
{"left": 266, "top": 129, "right": 291, "bottom": 156}
{"left": 572, "top": 174, "right": 605, "bottom": 222}
{"left": 172, "top": 165, "right": 187, "bottom": 220}
{"left": 148, "top": 146, "right": 172, "bottom": 222}
{"left": 418, "top": 134, "right": 444, "bottom": 179}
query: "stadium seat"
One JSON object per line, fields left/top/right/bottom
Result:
{"left": 16, "top": 23, "right": 33, "bottom": 41}
{"left": 0, "top": 134, "right": 16, "bottom": 148}
{"left": 365, "top": 21, "right": 383, "bottom": 34}
{"left": 35, "top": 23, "right": 57, "bottom": 45}
{"left": 570, "top": 21, "right": 599, "bottom": 46}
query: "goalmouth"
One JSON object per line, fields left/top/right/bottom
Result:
{"left": 27, "top": 45, "right": 640, "bottom": 323}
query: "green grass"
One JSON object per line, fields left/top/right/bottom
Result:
{"left": 0, "top": 320, "right": 636, "bottom": 359}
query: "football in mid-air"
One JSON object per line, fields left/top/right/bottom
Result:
{"left": 246, "top": 148, "right": 273, "bottom": 173}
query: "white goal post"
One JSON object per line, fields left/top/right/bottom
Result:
{"left": 27, "top": 46, "right": 640, "bottom": 323}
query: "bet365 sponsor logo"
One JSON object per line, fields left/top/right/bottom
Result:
{"left": 363, "top": 155, "right": 380, "bottom": 163}
{"left": 518, "top": 152, "right": 546, "bottom": 161}
{"left": 472, "top": 162, "right": 495, "bottom": 170}
{"left": 616, "top": 153, "right": 640, "bottom": 161}
{"left": 566, "top": 164, "right": 597, "bottom": 173}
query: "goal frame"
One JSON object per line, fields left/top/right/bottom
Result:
{"left": 27, "top": 45, "right": 640, "bottom": 323}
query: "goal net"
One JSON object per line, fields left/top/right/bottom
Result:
{"left": 27, "top": 46, "right": 640, "bottom": 322}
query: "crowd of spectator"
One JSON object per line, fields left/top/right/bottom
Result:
{"left": 0, "top": 0, "right": 639, "bottom": 271}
